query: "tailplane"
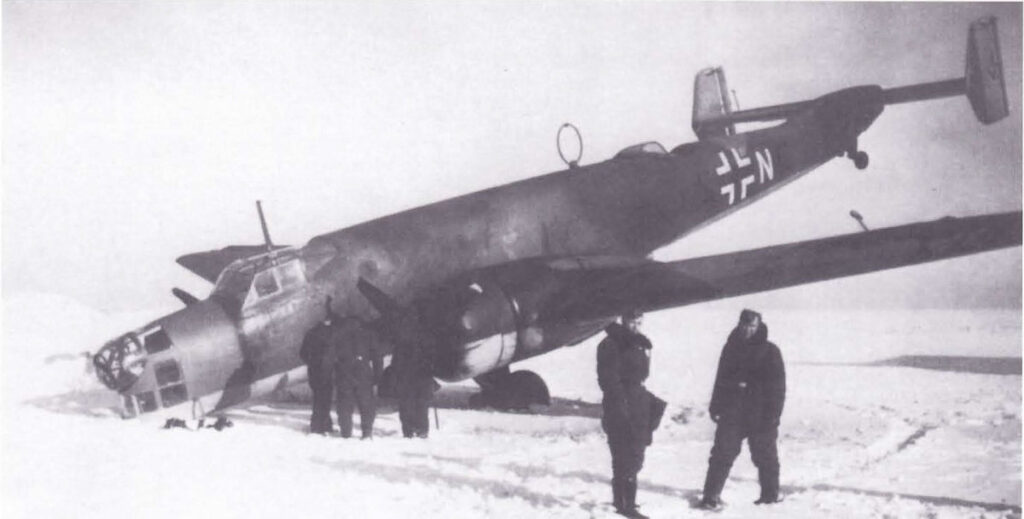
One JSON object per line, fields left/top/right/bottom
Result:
{"left": 690, "top": 16, "right": 1009, "bottom": 133}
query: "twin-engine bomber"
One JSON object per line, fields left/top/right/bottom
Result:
{"left": 93, "top": 17, "right": 1020, "bottom": 420}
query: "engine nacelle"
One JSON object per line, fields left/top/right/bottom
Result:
{"left": 414, "top": 259, "right": 614, "bottom": 382}
{"left": 416, "top": 273, "right": 518, "bottom": 381}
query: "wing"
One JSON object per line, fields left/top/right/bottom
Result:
{"left": 543, "top": 211, "right": 1021, "bottom": 323}
{"left": 176, "top": 245, "right": 288, "bottom": 283}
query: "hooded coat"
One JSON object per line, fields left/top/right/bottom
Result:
{"left": 709, "top": 322, "right": 786, "bottom": 429}
{"left": 597, "top": 322, "right": 655, "bottom": 445}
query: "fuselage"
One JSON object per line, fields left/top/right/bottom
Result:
{"left": 94, "top": 86, "right": 883, "bottom": 419}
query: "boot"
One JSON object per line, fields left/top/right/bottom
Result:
{"left": 623, "top": 478, "right": 649, "bottom": 519}
{"left": 700, "top": 462, "right": 730, "bottom": 509}
{"left": 755, "top": 465, "right": 780, "bottom": 504}
{"left": 696, "top": 497, "right": 724, "bottom": 511}
{"left": 606, "top": 479, "right": 622, "bottom": 511}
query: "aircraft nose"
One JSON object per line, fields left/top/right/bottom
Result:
{"left": 93, "top": 299, "right": 243, "bottom": 418}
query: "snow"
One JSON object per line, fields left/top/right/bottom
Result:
{"left": 2, "top": 295, "right": 1021, "bottom": 518}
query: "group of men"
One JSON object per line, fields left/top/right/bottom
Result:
{"left": 598, "top": 309, "right": 786, "bottom": 517}
{"left": 299, "top": 299, "right": 435, "bottom": 439}
{"left": 300, "top": 298, "right": 785, "bottom": 516}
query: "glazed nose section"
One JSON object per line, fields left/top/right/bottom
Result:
{"left": 93, "top": 334, "right": 147, "bottom": 392}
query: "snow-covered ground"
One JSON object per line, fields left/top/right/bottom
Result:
{"left": 2, "top": 294, "right": 1020, "bottom": 518}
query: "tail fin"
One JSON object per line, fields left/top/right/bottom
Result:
{"left": 881, "top": 16, "right": 1008, "bottom": 124}
{"left": 692, "top": 67, "right": 736, "bottom": 140}
{"left": 965, "top": 16, "right": 1008, "bottom": 124}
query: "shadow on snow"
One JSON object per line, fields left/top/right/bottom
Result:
{"left": 799, "top": 355, "right": 1022, "bottom": 375}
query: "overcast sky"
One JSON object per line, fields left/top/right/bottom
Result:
{"left": 3, "top": 1, "right": 1021, "bottom": 313}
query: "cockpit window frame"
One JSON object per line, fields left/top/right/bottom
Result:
{"left": 212, "top": 262, "right": 256, "bottom": 306}
{"left": 243, "top": 259, "right": 307, "bottom": 307}
{"left": 275, "top": 260, "right": 307, "bottom": 291}
{"left": 212, "top": 248, "right": 308, "bottom": 308}
{"left": 252, "top": 269, "right": 280, "bottom": 298}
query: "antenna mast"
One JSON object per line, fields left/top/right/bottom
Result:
{"left": 256, "top": 200, "right": 274, "bottom": 253}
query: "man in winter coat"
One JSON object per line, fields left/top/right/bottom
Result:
{"left": 698, "top": 309, "right": 786, "bottom": 510}
{"left": 598, "top": 311, "right": 664, "bottom": 519}
{"left": 299, "top": 307, "right": 338, "bottom": 435}
{"left": 390, "top": 309, "right": 437, "bottom": 438}
{"left": 326, "top": 317, "right": 384, "bottom": 439}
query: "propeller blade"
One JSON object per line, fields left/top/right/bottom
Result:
{"left": 356, "top": 277, "right": 403, "bottom": 317}
{"left": 356, "top": 278, "right": 427, "bottom": 348}
{"left": 171, "top": 287, "right": 200, "bottom": 306}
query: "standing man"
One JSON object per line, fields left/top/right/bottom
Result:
{"left": 327, "top": 317, "right": 384, "bottom": 439}
{"left": 391, "top": 309, "right": 437, "bottom": 438}
{"left": 598, "top": 310, "right": 662, "bottom": 519}
{"left": 299, "top": 300, "right": 337, "bottom": 435}
{"left": 698, "top": 309, "right": 786, "bottom": 510}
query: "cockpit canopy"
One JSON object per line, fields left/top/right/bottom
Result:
{"left": 614, "top": 141, "right": 668, "bottom": 159}
{"left": 211, "top": 248, "right": 308, "bottom": 310}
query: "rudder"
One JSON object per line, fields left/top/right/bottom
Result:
{"left": 692, "top": 67, "right": 736, "bottom": 140}
{"left": 965, "top": 16, "right": 1009, "bottom": 125}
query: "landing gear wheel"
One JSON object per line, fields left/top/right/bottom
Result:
{"left": 852, "top": 150, "right": 869, "bottom": 170}
{"left": 470, "top": 369, "right": 551, "bottom": 411}
{"left": 506, "top": 370, "right": 551, "bottom": 409}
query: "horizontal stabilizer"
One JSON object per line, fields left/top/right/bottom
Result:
{"left": 177, "top": 245, "right": 289, "bottom": 283}
{"left": 545, "top": 211, "right": 1021, "bottom": 323}
{"left": 695, "top": 16, "right": 1008, "bottom": 127}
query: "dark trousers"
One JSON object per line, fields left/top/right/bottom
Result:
{"left": 607, "top": 433, "right": 646, "bottom": 511}
{"left": 608, "top": 435, "right": 646, "bottom": 480}
{"left": 398, "top": 391, "right": 431, "bottom": 438}
{"left": 702, "top": 423, "right": 779, "bottom": 501}
{"left": 309, "top": 383, "right": 334, "bottom": 433}
{"left": 336, "top": 382, "right": 376, "bottom": 438}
